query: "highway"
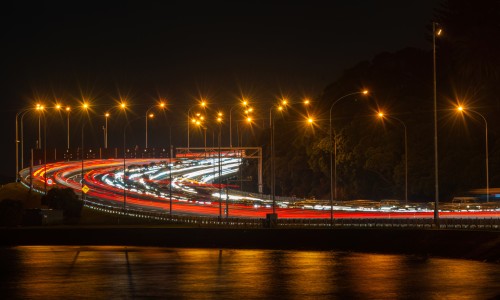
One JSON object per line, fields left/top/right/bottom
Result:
{"left": 19, "top": 158, "right": 500, "bottom": 219}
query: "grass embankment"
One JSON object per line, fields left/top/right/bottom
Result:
{"left": 0, "top": 183, "right": 42, "bottom": 209}
{"left": 80, "top": 206, "right": 194, "bottom": 226}
{"left": 0, "top": 182, "right": 190, "bottom": 226}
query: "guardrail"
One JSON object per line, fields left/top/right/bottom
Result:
{"left": 84, "top": 200, "right": 500, "bottom": 230}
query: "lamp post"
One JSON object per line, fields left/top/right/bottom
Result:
{"left": 103, "top": 101, "right": 127, "bottom": 150}
{"left": 216, "top": 113, "right": 223, "bottom": 220}
{"left": 432, "top": 22, "right": 442, "bottom": 225}
{"left": 15, "top": 108, "right": 32, "bottom": 180}
{"left": 457, "top": 106, "right": 489, "bottom": 202}
{"left": 145, "top": 102, "right": 166, "bottom": 149}
{"left": 229, "top": 100, "right": 248, "bottom": 148}
{"left": 80, "top": 102, "right": 90, "bottom": 201}
{"left": 269, "top": 103, "right": 284, "bottom": 215}
{"left": 377, "top": 112, "right": 408, "bottom": 204}
{"left": 268, "top": 98, "right": 310, "bottom": 215}
{"left": 123, "top": 116, "right": 144, "bottom": 209}
{"left": 66, "top": 106, "right": 71, "bottom": 149}
{"left": 187, "top": 101, "right": 207, "bottom": 149}
{"left": 104, "top": 112, "right": 109, "bottom": 148}
{"left": 43, "top": 113, "right": 47, "bottom": 194}
{"left": 328, "top": 90, "right": 368, "bottom": 223}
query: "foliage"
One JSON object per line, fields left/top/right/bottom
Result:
{"left": 41, "top": 188, "right": 83, "bottom": 223}
{"left": 245, "top": 1, "right": 500, "bottom": 202}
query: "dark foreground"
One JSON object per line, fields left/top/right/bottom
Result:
{"left": 1, "top": 226, "right": 499, "bottom": 262}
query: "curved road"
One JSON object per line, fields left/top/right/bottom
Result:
{"left": 20, "top": 158, "right": 500, "bottom": 219}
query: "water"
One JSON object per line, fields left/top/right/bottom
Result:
{"left": 0, "top": 246, "right": 498, "bottom": 299}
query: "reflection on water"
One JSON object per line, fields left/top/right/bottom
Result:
{"left": 0, "top": 246, "right": 498, "bottom": 299}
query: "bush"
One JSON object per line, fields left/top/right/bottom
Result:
{"left": 41, "top": 188, "right": 83, "bottom": 224}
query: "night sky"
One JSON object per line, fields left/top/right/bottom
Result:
{"left": 1, "top": 1, "right": 438, "bottom": 179}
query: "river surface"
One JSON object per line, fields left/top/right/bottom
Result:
{"left": 0, "top": 246, "right": 498, "bottom": 299}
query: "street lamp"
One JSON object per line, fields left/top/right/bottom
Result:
{"left": 15, "top": 106, "right": 37, "bottom": 180}
{"left": 456, "top": 105, "right": 489, "bottom": 202}
{"left": 104, "top": 112, "right": 110, "bottom": 148}
{"left": 216, "top": 112, "right": 223, "bottom": 220}
{"left": 80, "top": 102, "right": 90, "bottom": 201}
{"left": 65, "top": 106, "right": 71, "bottom": 149}
{"left": 328, "top": 90, "right": 368, "bottom": 223}
{"left": 123, "top": 116, "right": 144, "bottom": 210}
{"left": 230, "top": 99, "right": 249, "bottom": 148}
{"left": 103, "top": 101, "right": 128, "bottom": 150}
{"left": 432, "top": 22, "right": 443, "bottom": 225}
{"left": 269, "top": 101, "right": 285, "bottom": 215}
{"left": 187, "top": 100, "right": 207, "bottom": 149}
{"left": 36, "top": 104, "right": 45, "bottom": 149}
{"left": 269, "top": 98, "right": 309, "bottom": 215}
{"left": 145, "top": 101, "right": 166, "bottom": 149}
{"left": 377, "top": 112, "right": 408, "bottom": 204}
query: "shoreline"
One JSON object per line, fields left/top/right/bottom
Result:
{"left": 1, "top": 226, "right": 498, "bottom": 262}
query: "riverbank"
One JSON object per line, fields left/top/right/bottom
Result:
{"left": 0, "top": 226, "right": 498, "bottom": 262}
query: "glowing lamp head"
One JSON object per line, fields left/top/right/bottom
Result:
{"left": 218, "top": 112, "right": 223, "bottom": 117}
{"left": 65, "top": 106, "right": 70, "bottom": 112}
{"left": 120, "top": 102, "right": 126, "bottom": 109}
{"left": 278, "top": 106, "right": 283, "bottom": 111}
{"left": 82, "top": 103, "right": 89, "bottom": 110}
{"left": 217, "top": 117, "right": 222, "bottom": 122}
{"left": 191, "top": 118, "right": 196, "bottom": 123}
{"left": 362, "top": 90, "right": 369, "bottom": 95}
{"left": 378, "top": 112, "right": 384, "bottom": 118}
{"left": 246, "top": 117, "right": 252, "bottom": 123}
{"left": 282, "top": 99, "right": 288, "bottom": 106}
{"left": 307, "top": 117, "right": 314, "bottom": 124}
{"left": 159, "top": 102, "right": 166, "bottom": 108}
{"left": 457, "top": 106, "right": 464, "bottom": 112}
{"left": 304, "top": 99, "right": 310, "bottom": 105}
{"left": 242, "top": 100, "right": 248, "bottom": 106}
{"left": 200, "top": 101, "right": 206, "bottom": 107}
{"left": 149, "top": 113, "right": 154, "bottom": 118}
{"left": 56, "top": 104, "right": 62, "bottom": 110}
{"left": 195, "top": 120, "right": 201, "bottom": 125}
{"left": 436, "top": 28, "right": 442, "bottom": 36}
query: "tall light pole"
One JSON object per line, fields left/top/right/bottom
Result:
{"left": 187, "top": 100, "right": 207, "bottom": 149}
{"left": 216, "top": 112, "right": 223, "bottom": 220}
{"left": 104, "top": 112, "right": 109, "bottom": 149}
{"left": 80, "top": 102, "right": 89, "bottom": 201}
{"left": 229, "top": 99, "right": 248, "bottom": 148}
{"left": 103, "top": 101, "right": 128, "bottom": 150}
{"left": 145, "top": 101, "right": 166, "bottom": 149}
{"left": 433, "top": 22, "right": 442, "bottom": 225}
{"left": 328, "top": 90, "right": 368, "bottom": 223}
{"left": 16, "top": 108, "right": 32, "bottom": 180}
{"left": 37, "top": 105, "right": 43, "bottom": 150}
{"left": 123, "top": 116, "right": 143, "bottom": 210}
{"left": 65, "top": 106, "right": 71, "bottom": 149}
{"left": 269, "top": 98, "right": 310, "bottom": 215}
{"left": 377, "top": 112, "right": 408, "bottom": 204}
{"left": 269, "top": 103, "right": 284, "bottom": 215}
{"left": 457, "top": 106, "right": 489, "bottom": 202}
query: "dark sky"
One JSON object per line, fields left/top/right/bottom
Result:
{"left": 1, "top": 0, "right": 439, "bottom": 178}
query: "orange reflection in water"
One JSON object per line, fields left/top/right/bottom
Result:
{"left": 6, "top": 246, "right": 500, "bottom": 299}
